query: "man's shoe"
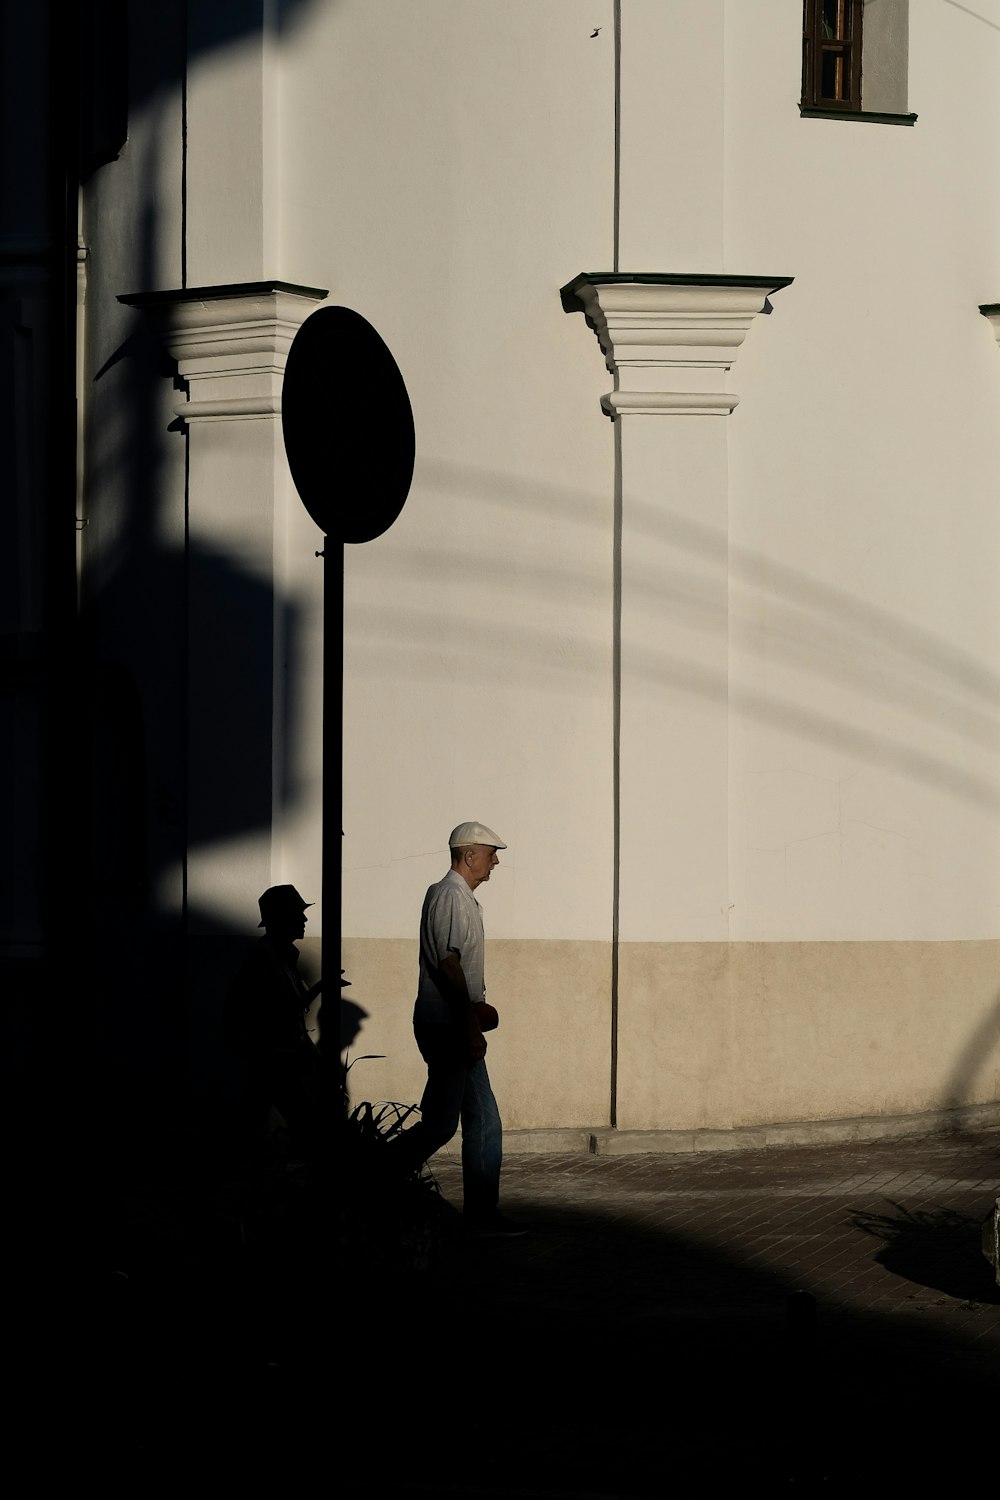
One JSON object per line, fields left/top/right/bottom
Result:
{"left": 464, "top": 1211, "right": 528, "bottom": 1238}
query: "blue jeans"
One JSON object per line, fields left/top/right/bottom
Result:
{"left": 394, "top": 1022, "right": 502, "bottom": 1218}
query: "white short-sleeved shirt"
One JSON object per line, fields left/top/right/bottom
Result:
{"left": 413, "top": 868, "right": 486, "bottom": 1025}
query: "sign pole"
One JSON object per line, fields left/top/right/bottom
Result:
{"left": 324, "top": 537, "right": 344, "bottom": 1111}
{"left": 281, "top": 306, "right": 414, "bottom": 1133}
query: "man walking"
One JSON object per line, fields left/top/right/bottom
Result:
{"left": 393, "top": 822, "right": 523, "bottom": 1235}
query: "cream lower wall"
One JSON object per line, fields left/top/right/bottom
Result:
{"left": 343, "top": 936, "right": 1000, "bottom": 1133}
{"left": 341, "top": 937, "right": 613, "bottom": 1130}
{"left": 617, "top": 940, "right": 1000, "bottom": 1130}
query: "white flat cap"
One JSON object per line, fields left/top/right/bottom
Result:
{"left": 449, "top": 821, "right": 507, "bottom": 849}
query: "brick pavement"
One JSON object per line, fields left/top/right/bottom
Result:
{"left": 90, "top": 1116, "right": 997, "bottom": 1495}
{"left": 351, "top": 1129, "right": 999, "bottom": 1496}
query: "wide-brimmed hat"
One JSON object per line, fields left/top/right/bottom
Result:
{"left": 257, "top": 884, "right": 314, "bottom": 927}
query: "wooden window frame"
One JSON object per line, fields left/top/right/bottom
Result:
{"left": 801, "top": 0, "right": 864, "bottom": 112}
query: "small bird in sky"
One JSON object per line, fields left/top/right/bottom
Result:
{"left": 591, "top": 28, "right": 601, "bottom": 38}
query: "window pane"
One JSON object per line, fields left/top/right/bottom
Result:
{"left": 822, "top": 1, "right": 852, "bottom": 42}
{"left": 803, "top": 0, "right": 863, "bottom": 111}
{"left": 821, "top": 47, "right": 847, "bottom": 100}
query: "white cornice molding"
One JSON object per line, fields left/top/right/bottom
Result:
{"left": 562, "top": 274, "right": 793, "bottom": 417}
{"left": 603, "top": 390, "right": 739, "bottom": 418}
{"left": 119, "top": 282, "right": 327, "bottom": 422}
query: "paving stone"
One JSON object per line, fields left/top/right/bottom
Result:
{"left": 346, "top": 1129, "right": 1000, "bottom": 1492}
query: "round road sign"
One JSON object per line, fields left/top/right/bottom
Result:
{"left": 282, "top": 305, "right": 415, "bottom": 543}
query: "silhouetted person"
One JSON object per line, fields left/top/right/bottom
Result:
{"left": 391, "top": 822, "right": 524, "bottom": 1235}
{"left": 226, "top": 885, "right": 324, "bottom": 1159}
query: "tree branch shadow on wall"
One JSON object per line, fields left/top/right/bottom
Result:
{"left": 354, "top": 455, "right": 1000, "bottom": 813}
{"left": 941, "top": 987, "right": 1000, "bottom": 1123}
{"left": 344, "top": 454, "right": 1000, "bottom": 1125}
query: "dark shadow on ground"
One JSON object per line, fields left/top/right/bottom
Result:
{"left": 73, "top": 1121, "right": 1000, "bottom": 1494}
{"left": 853, "top": 1201, "right": 1000, "bottom": 1305}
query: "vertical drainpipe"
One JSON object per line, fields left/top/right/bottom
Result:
{"left": 610, "top": 0, "right": 623, "bottom": 1130}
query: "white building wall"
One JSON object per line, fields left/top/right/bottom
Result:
{"left": 281, "top": 1, "right": 617, "bottom": 1124}
{"left": 318, "top": 0, "right": 1000, "bottom": 1130}
{"left": 618, "top": 0, "right": 1000, "bottom": 1129}
{"left": 725, "top": 1, "right": 1000, "bottom": 940}
{"left": 77, "top": 0, "right": 1000, "bottom": 1131}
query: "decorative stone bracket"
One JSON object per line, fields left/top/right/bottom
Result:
{"left": 118, "top": 280, "right": 328, "bottom": 422}
{"left": 561, "top": 272, "right": 793, "bottom": 416}
{"left": 980, "top": 303, "right": 1000, "bottom": 349}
